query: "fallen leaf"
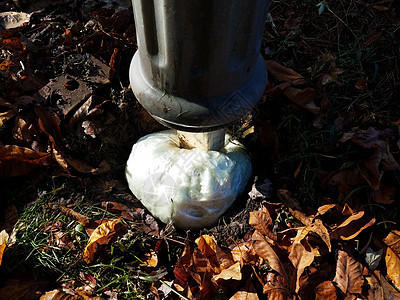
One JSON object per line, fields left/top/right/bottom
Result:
{"left": 212, "top": 262, "right": 242, "bottom": 284}
{"left": 298, "top": 267, "right": 330, "bottom": 300}
{"left": 366, "top": 270, "right": 400, "bottom": 300}
{"left": 283, "top": 86, "right": 319, "bottom": 114}
{"left": 333, "top": 250, "right": 364, "bottom": 295}
{"left": 315, "top": 281, "right": 338, "bottom": 300}
{"left": 289, "top": 239, "right": 314, "bottom": 292}
{"left": 83, "top": 219, "right": 123, "bottom": 263}
{"left": 266, "top": 60, "right": 304, "bottom": 82}
{"left": 277, "top": 189, "right": 312, "bottom": 226}
{"left": 0, "top": 110, "right": 16, "bottom": 126}
{"left": 262, "top": 272, "right": 291, "bottom": 298}
{"left": 252, "top": 230, "right": 288, "bottom": 283}
{"left": 0, "top": 12, "right": 30, "bottom": 29}
{"left": 384, "top": 230, "right": 400, "bottom": 289}
{"left": 196, "top": 235, "right": 234, "bottom": 272}
{"left": 355, "top": 78, "right": 367, "bottom": 91}
{"left": 0, "top": 145, "right": 51, "bottom": 179}
{"left": 351, "top": 127, "right": 387, "bottom": 149}
{"left": 12, "top": 116, "right": 32, "bottom": 141}
{"left": 59, "top": 205, "right": 89, "bottom": 226}
{"left": 249, "top": 207, "right": 276, "bottom": 244}
{"left": 230, "top": 241, "right": 258, "bottom": 266}
{"left": 330, "top": 211, "right": 375, "bottom": 240}
{"left": 371, "top": 180, "right": 396, "bottom": 204}
{"left": 35, "top": 105, "right": 62, "bottom": 140}
{"left": 229, "top": 278, "right": 259, "bottom": 300}
{"left": 0, "top": 230, "right": 9, "bottom": 266}
{"left": 143, "top": 250, "right": 158, "bottom": 267}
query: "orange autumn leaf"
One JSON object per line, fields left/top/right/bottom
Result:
{"left": 0, "top": 230, "right": 9, "bottom": 266}
{"left": 143, "top": 250, "right": 158, "bottom": 267}
{"left": 83, "top": 219, "right": 122, "bottom": 263}
{"left": 333, "top": 250, "right": 364, "bottom": 295}
{"left": 195, "top": 235, "right": 234, "bottom": 272}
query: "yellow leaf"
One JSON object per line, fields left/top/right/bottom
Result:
{"left": 0, "top": 230, "right": 9, "bottom": 266}
{"left": 83, "top": 219, "right": 121, "bottom": 264}
{"left": 143, "top": 250, "right": 158, "bottom": 267}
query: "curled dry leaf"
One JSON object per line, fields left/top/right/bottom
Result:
{"left": 262, "top": 272, "right": 291, "bottom": 298}
{"left": 366, "top": 270, "right": 400, "bottom": 300}
{"left": 195, "top": 235, "right": 234, "bottom": 272}
{"left": 35, "top": 105, "right": 62, "bottom": 140}
{"left": 83, "top": 219, "right": 123, "bottom": 264}
{"left": 0, "top": 230, "right": 9, "bottom": 266}
{"left": 0, "top": 145, "right": 51, "bottom": 179}
{"left": 252, "top": 230, "right": 288, "bottom": 283}
{"left": 59, "top": 205, "right": 89, "bottom": 226}
{"left": 333, "top": 250, "right": 364, "bottom": 295}
{"left": 12, "top": 116, "right": 32, "bottom": 141}
{"left": 330, "top": 211, "right": 375, "bottom": 240}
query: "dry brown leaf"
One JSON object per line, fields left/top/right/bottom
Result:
{"left": 0, "top": 110, "right": 16, "bottom": 126}
{"left": 283, "top": 86, "right": 319, "bottom": 114}
{"left": 0, "top": 145, "right": 51, "bottom": 179}
{"left": 12, "top": 116, "right": 32, "bottom": 141}
{"left": 265, "top": 60, "right": 304, "bottom": 82}
{"left": 83, "top": 219, "right": 123, "bottom": 263}
{"left": 229, "top": 278, "right": 259, "bottom": 300}
{"left": 315, "top": 281, "right": 338, "bottom": 300}
{"left": 289, "top": 239, "right": 314, "bottom": 292}
{"left": 294, "top": 219, "right": 331, "bottom": 252}
{"left": 333, "top": 250, "right": 364, "bottom": 295}
{"left": 262, "top": 272, "right": 291, "bottom": 298}
{"left": 40, "top": 288, "right": 102, "bottom": 300}
{"left": 371, "top": 180, "right": 396, "bottom": 204}
{"left": 355, "top": 78, "right": 367, "bottom": 91}
{"left": 196, "top": 235, "right": 234, "bottom": 272}
{"left": 59, "top": 205, "right": 89, "bottom": 226}
{"left": 35, "top": 105, "right": 62, "bottom": 140}
{"left": 0, "top": 230, "right": 9, "bottom": 266}
{"left": 212, "top": 262, "right": 242, "bottom": 284}
{"left": 249, "top": 207, "right": 276, "bottom": 244}
{"left": 252, "top": 230, "right": 288, "bottom": 283}
{"left": 54, "top": 231, "right": 74, "bottom": 251}
{"left": 230, "top": 241, "right": 258, "bottom": 266}
{"left": 366, "top": 270, "right": 400, "bottom": 300}
{"left": 383, "top": 230, "right": 400, "bottom": 289}
{"left": 330, "top": 211, "right": 375, "bottom": 240}
{"left": 315, "top": 204, "right": 337, "bottom": 218}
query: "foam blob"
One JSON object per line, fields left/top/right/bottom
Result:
{"left": 125, "top": 130, "right": 252, "bottom": 230}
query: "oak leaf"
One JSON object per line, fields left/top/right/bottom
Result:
{"left": 332, "top": 250, "right": 364, "bottom": 295}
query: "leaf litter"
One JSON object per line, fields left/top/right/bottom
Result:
{"left": 0, "top": 0, "right": 400, "bottom": 298}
